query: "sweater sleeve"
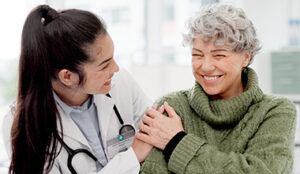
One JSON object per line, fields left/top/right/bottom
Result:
{"left": 141, "top": 98, "right": 297, "bottom": 174}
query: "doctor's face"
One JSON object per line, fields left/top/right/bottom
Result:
{"left": 81, "top": 34, "right": 119, "bottom": 94}
{"left": 191, "top": 36, "right": 250, "bottom": 99}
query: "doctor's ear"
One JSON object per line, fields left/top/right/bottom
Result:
{"left": 57, "top": 69, "right": 80, "bottom": 86}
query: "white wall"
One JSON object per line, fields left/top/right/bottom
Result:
{"left": 243, "top": 0, "right": 289, "bottom": 50}
{"left": 128, "top": 61, "right": 268, "bottom": 102}
{"left": 129, "top": 64, "right": 195, "bottom": 101}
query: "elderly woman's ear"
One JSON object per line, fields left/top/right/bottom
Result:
{"left": 242, "top": 51, "right": 251, "bottom": 67}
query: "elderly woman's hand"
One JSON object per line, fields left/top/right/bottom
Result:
{"left": 136, "top": 102, "right": 184, "bottom": 150}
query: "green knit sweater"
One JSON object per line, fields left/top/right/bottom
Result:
{"left": 140, "top": 68, "right": 297, "bottom": 174}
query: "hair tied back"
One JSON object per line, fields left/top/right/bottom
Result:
{"left": 39, "top": 5, "right": 59, "bottom": 26}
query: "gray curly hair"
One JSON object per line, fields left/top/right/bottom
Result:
{"left": 183, "top": 4, "right": 261, "bottom": 63}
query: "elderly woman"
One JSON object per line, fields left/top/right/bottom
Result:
{"left": 137, "top": 4, "right": 297, "bottom": 174}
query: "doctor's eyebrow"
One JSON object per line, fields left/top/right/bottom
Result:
{"left": 98, "top": 57, "right": 113, "bottom": 66}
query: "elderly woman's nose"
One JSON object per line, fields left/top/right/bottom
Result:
{"left": 201, "top": 57, "right": 215, "bottom": 72}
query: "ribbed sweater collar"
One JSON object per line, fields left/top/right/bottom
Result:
{"left": 187, "top": 68, "right": 264, "bottom": 126}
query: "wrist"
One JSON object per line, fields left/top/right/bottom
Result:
{"left": 131, "top": 145, "right": 142, "bottom": 162}
{"left": 168, "top": 129, "right": 184, "bottom": 142}
{"left": 163, "top": 131, "right": 187, "bottom": 163}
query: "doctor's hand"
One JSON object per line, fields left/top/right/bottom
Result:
{"left": 136, "top": 102, "right": 184, "bottom": 150}
{"left": 132, "top": 137, "right": 153, "bottom": 162}
{"left": 131, "top": 104, "right": 165, "bottom": 162}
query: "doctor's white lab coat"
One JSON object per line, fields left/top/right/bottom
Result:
{"left": 2, "top": 69, "right": 152, "bottom": 174}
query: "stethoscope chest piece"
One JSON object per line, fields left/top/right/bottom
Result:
{"left": 117, "top": 135, "right": 124, "bottom": 141}
{"left": 117, "top": 124, "right": 135, "bottom": 141}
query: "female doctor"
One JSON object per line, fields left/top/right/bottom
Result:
{"left": 2, "top": 5, "right": 154, "bottom": 174}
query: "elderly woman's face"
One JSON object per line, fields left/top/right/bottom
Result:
{"left": 191, "top": 37, "right": 251, "bottom": 99}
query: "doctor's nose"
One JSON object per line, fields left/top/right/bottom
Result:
{"left": 111, "top": 59, "right": 120, "bottom": 73}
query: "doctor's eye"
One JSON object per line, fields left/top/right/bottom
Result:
{"left": 101, "top": 63, "right": 109, "bottom": 70}
{"left": 100, "top": 61, "right": 112, "bottom": 71}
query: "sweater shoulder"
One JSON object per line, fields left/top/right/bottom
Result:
{"left": 260, "top": 94, "right": 296, "bottom": 120}
{"left": 262, "top": 94, "right": 296, "bottom": 111}
{"left": 155, "top": 90, "right": 189, "bottom": 107}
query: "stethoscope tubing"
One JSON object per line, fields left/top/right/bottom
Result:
{"left": 55, "top": 93, "right": 135, "bottom": 174}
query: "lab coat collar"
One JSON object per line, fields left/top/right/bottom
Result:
{"left": 94, "top": 93, "right": 115, "bottom": 149}
{"left": 53, "top": 92, "right": 95, "bottom": 115}
{"left": 57, "top": 108, "right": 91, "bottom": 148}
{"left": 56, "top": 93, "right": 115, "bottom": 149}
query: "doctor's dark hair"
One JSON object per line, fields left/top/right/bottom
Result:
{"left": 10, "top": 5, "right": 107, "bottom": 174}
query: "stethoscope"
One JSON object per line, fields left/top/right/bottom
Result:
{"left": 56, "top": 93, "right": 135, "bottom": 174}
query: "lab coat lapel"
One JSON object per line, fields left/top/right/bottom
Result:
{"left": 57, "top": 109, "right": 90, "bottom": 148}
{"left": 94, "top": 94, "right": 115, "bottom": 149}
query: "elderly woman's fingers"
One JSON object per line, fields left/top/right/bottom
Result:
{"left": 163, "top": 101, "right": 177, "bottom": 118}
{"left": 139, "top": 121, "right": 152, "bottom": 134}
{"left": 151, "top": 103, "right": 158, "bottom": 109}
{"left": 158, "top": 105, "right": 165, "bottom": 114}
{"left": 136, "top": 132, "right": 152, "bottom": 144}
{"left": 146, "top": 108, "right": 161, "bottom": 118}
{"left": 142, "top": 114, "right": 153, "bottom": 126}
